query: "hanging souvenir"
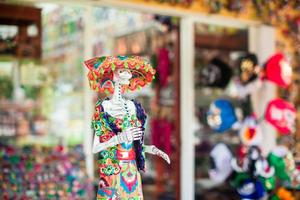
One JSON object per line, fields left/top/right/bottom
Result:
{"left": 209, "top": 143, "right": 233, "bottom": 183}
{"left": 207, "top": 99, "right": 238, "bottom": 133}
{"left": 200, "top": 58, "right": 232, "bottom": 88}
{"left": 276, "top": 187, "right": 295, "bottom": 200}
{"left": 265, "top": 53, "right": 292, "bottom": 88}
{"left": 237, "top": 53, "right": 259, "bottom": 85}
{"left": 151, "top": 117, "right": 172, "bottom": 156}
{"left": 237, "top": 179, "right": 266, "bottom": 200}
{"left": 157, "top": 48, "right": 170, "bottom": 88}
{"left": 268, "top": 146, "right": 294, "bottom": 183}
{"left": 239, "top": 116, "right": 262, "bottom": 146}
{"left": 84, "top": 55, "right": 170, "bottom": 199}
{"left": 231, "top": 145, "right": 275, "bottom": 199}
{"left": 265, "top": 98, "right": 296, "bottom": 134}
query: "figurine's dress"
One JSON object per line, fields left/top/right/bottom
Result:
{"left": 92, "top": 99, "right": 147, "bottom": 200}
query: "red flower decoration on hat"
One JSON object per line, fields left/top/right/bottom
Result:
{"left": 84, "top": 55, "right": 156, "bottom": 93}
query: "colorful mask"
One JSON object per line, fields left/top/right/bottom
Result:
{"left": 239, "top": 116, "right": 262, "bottom": 146}
{"left": 209, "top": 143, "right": 233, "bottom": 183}
{"left": 237, "top": 179, "right": 266, "bottom": 199}
{"left": 200, "top": 58, "right": 232, "bottom": 88}
{"left": 265, "top": 98, "right": 296, "bottom": 134}
{"left": 238, "top": 53, "right": 259, "bottom": 85}
{"left": 265, "top": 53, "right": 292, "bottom": 88}
{"left": 268, "top": 149, "right": 291, "bottom": 182}
{"left": 207, "top": 99, "right": 237, "bottom": 133}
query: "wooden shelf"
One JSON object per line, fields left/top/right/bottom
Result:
{"left": 195, "top": 33, "right": 248, "bottom": 51}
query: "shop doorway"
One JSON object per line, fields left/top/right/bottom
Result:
{"left": 179, "top": 16, "right": 275, "bottom": 200}
{"left": 193, "top": 23, "right": 248, "bottom": 200}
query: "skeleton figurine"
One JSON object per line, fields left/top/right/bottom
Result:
{"left": 92, "top": 68, "right": 171, "bottom": 160}
{"left": 85, "top": 56, "right": 170, "bottom": 199}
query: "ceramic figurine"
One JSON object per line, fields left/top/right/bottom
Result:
{"left": 84, "top": 56, "right": 171, "bottom": 199}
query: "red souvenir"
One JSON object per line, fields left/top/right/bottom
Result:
{"left": 265, "top": 99, "right": 296, "bottom": 134}
{"left": 265, "top": 53, "right": 292, "bottom": 88}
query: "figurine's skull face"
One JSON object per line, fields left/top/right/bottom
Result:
{"left": 114, "top": 69, "right": 132, "bottom": 85}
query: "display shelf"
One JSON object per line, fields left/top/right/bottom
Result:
{"left": 0, "top": 144, "right": 93, "bottom": 199}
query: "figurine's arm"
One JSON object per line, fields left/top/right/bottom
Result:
{"left": 92, "top": 127, "right": 143, "bottom": 154}
{"left": 143, "top": 145, "right": 170, "bottom": 164}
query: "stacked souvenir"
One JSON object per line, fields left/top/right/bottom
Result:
{"left": 206, "top": 53, "right": 300, "bottom": 199}
{"left": 0, "top": 144, "right": 93, "bottom": 199}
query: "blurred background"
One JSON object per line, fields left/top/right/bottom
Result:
{"left": 0, "top": 1, "right": 300, "bottom": 200}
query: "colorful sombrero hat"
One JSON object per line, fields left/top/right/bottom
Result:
{"left": 84, "top": 55, "right": 156, "bottom": 93}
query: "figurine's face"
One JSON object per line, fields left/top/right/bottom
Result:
{"left": 114, "top": 69, "right": 132, "bottom": 85}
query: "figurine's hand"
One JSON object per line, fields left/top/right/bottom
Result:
{"left": 117, "top": 127, "right": 143, "bottom": 143}
{"left": 147, "top": 145, "right": 170, "bottom": 164}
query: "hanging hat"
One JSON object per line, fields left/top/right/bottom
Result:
{"left": 209, "top": 143, "right": 233, "bottom": 183}
{"left": 200, "top": 58, "right": 232, "bottom": 88}
{"left": 236, "top": 145, "right": 248, "bottom": 161}
{"left": 277, "top": 187, "right": 295, "bottom": 200}
{"left": 237, "top": 179, "right": 266, "bottom": 199}
{"left": 268, "top": 150, "right": 291, "bottom": 182}
{"left": 207, "top": 99, "right": 237, "bottom": 133}
{"left": 84, "top": 55, "right": 156, "bottom": 93}
{"left": 259, "top": 176, "right": 276, "bottom": 192}
{"left": 238, "top": 53, "right": 259, "bottom": 85}
{"left": 265, "top": 53, "right": 292, "bottom": 88}
{"left": 265, "top": 98, "right": 296, "bottom": 135}
{"left": 239, "top": 116, "right": 263, "bottom": 146}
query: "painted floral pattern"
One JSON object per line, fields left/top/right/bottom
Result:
{"left": 92, "top": 98, "right": 147, "bottom": 199}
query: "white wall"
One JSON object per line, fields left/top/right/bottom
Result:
{"left": 83, "top": 6, "right": 95, "bottom": 178}
{"left": 249, "top": 25, "right": 277, "bottom": 155}
{"left": 180, "top": 17, "right": 196, "bottom": 200}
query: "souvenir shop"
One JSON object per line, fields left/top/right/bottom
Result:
{"left": 0, "top": 1, "right": 300, "bottom": 200}
{"left": 0, "top": 2, "right": 181, "bottom": 199}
